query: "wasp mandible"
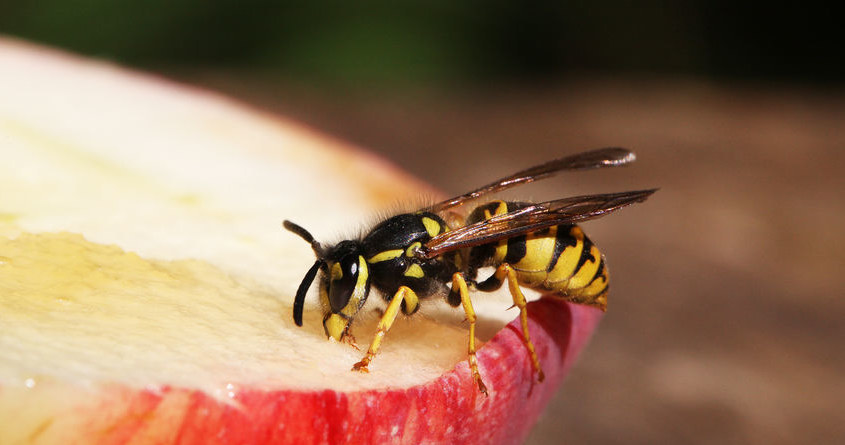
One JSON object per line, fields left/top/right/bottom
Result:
{"left": 284, "top": 148, "right": 656, "bottom": 394}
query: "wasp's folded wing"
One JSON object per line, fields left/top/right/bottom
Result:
{"left": 419, "top": 189, "right": 657, "bottom": 259}
{"left": 426, "top": 147, "right": 637, "bottom": 213}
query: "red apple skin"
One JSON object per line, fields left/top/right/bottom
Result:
{"left": 17, "top": 300, "right": 599, "bottom": 445}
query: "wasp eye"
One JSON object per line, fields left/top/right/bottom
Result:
{"left": 328, "top": 255, "right": 359, "bottom": 312}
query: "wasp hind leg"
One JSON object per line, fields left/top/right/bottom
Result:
{"left": 477, "top": 264, "right": 545, "bottom": 382}
{"left": 451, "top": 272, "right": 488, "bottom": 395}
{"left": 352, "top": 286, "right": 417, "bottom": 373}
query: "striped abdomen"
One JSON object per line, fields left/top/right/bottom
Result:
{"left": 465, "top": 200, "right": 610, "bottom": 310}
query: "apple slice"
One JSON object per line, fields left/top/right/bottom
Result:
{"left": 0, "top": 38, "right": 602, "bottom": 444}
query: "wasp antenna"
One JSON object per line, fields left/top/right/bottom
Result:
{"left": 293, "top": 259, "right": 324, "bottom": 327}
{"left": 283, "top": 220, "right": 315, "bottom": 243}
{"left": 283, "top": 220, "right": 325, "bottom": 256}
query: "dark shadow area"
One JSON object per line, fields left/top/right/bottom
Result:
{"left": 1, "top": 1, "right": 842, "bottom": 86}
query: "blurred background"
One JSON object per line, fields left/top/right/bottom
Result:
{"left": 2, "top": 2, "right": 843, "bottom": 444}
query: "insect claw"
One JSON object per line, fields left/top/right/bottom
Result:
{"left": 351, "top": 359, "right": 370, "bottom": 373}
{"left": 473, "top": 373, "right": 489, "bottom": 396}
{"left": 341, "top": 333, "right": 360, "bottom": 350}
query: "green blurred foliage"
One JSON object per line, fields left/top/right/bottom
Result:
{"left": 0, "top": 0, "right": 841, "bottom": 87}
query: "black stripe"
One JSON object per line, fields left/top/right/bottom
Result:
{"left": 588, "top": 257, "right": 606, "bottom": 285}
{"left": 504, "top": 235, "right": 527, "bottom": 264}
{"left": 592, "top": 283, "right": 609, "bottom": 297}
{"left": 575, "top": 237, "right": 596, "bottom": 272}
{"left": 547, "top": 224, "right": 578, "bottom": 272}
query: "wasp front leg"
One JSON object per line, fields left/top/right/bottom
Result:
{"left": 477, "top": 264, "right": 545, "bottom": 382}
{"left": 450, "top": 272, "right": 488, "bottom": 396}
{"left": 352, "top": 286, "right": 416, "bottom": 373}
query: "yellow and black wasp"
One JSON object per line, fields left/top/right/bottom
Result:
{"left": 284, "top": 147, "right": 655, "bottom": 394}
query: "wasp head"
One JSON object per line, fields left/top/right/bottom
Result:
{"left": 283, "top": 220, "right": 371, "bottom": 342}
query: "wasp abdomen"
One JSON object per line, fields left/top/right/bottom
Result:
{"left": 467, "top": 200, "right": 609, "bottom": 310}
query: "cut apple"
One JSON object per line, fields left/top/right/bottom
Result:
{"left": 0, "top": 38, "right": 602, "bottom": 445}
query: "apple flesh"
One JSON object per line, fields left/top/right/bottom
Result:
{"left": 0, "top": 38, "right": 602, "bottom": 444}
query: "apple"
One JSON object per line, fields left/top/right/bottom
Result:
{"left": 0, "top": 38, "right": 602, "bottom": 444}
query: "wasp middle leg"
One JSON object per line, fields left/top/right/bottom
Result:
{"left": 450, "top": 272, "right": 488, "bottom": 396}
{"left": 476, "top": 263, "right": 545, "bottom": 382}
{"left": 352, "top": 286, "right": 417, "bottom": 373}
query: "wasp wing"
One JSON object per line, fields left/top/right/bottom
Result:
{"left": 426, "top": 147, "right": 637, "bottom": 213}
{"left": 418, "top": 189, "right": 657, "bottom": 259}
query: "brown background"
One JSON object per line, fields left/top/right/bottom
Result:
{"left": 175, "top": 72, "right": 844, "bottom": 445}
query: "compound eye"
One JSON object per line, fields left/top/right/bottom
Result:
{"left": 328, "top": 255, "right": 359, "bottom": 312}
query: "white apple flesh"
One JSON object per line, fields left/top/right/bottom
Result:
{"left": 0, "top": 38, "right": 602, "bottom": 444}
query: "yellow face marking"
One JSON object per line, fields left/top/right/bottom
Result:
{"left": 368, "top": 249, "right": 403, "bottom": 263}
{"left": 421, "top": 217, "right": 441, "bottom": 237}
{"left": 324, "top": 313, "right": 348, "bottom": 341}
{"left": 340, "top": 256, "right": 369, "bottom": 318}
{"left": 330, "top": 262, "right": 343, "bottom": 281}
{"left": 405, "top": 242, "right": 422, "bottom": 257}
{"left": 356, "top": 255, "right": 368, "bottom": 288}
{"left": 404, "top": 263, "right": 424, "bottom": 278}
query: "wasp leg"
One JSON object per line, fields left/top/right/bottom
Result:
{"left": 451, "top": 272, "right": 488, "bottom": 396}
{"left": 484, "top": 264, "right": 545, "bottom": 382}
{"left": 352, "top": 286, "right": 416, "bottom": 373}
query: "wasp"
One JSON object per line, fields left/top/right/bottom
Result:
{"left": 284, "top": 148, "right": 655, "bottom": 394}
